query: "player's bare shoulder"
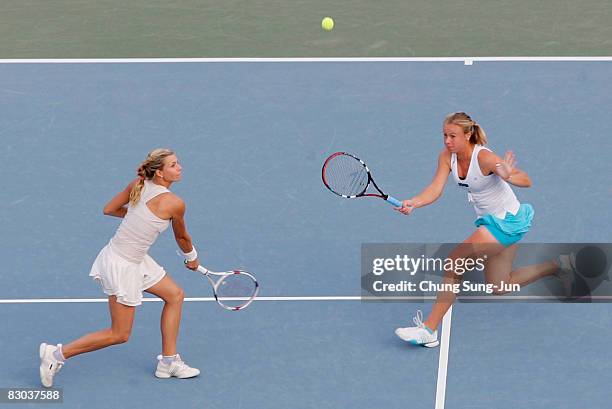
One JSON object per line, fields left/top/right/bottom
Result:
{"left": 476, "top": 148, "right": 500, "bottom": 173}
{"left": 477, "top": 147, "right": 497, "bottom": 162}
{"left": 161, "top": 192, "right": 186, "bottom": 219}
{"left": 438, "top": 148, "right": 452, "bottom": 169}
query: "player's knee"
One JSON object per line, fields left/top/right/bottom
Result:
{"left": 168, "top": 287, "right": 185, "bottom": 304}
{"left": 111, "top": 331, "right": 131, "bottom": 344}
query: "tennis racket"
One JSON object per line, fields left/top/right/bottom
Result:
{"left": 322, "top": 152, "right": 403, "bottom": 207}
{"left": 179, "top": 251, "right": 259, "bottom": 310}
{"left": 194, "top": 265, "right": 259, "bottom": 311}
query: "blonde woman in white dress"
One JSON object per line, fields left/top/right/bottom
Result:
{"left": 40, "top": 148, "right": 201, "bottom": 387}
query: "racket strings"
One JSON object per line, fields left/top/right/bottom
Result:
{"left": 324, "top": 155, "right": 368, "bottom": 196}
{"left": 216, "top": 273, "right": 258, "bottom": 309}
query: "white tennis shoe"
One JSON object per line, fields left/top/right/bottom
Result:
{"left": 395, "top": 310, "right": 439, "bottom": 348}
{"left": 555, "top": 253, "right": 577, "bottom": 297}
{"left": 155, "top": 354, "right": 200, "bottom": 379}
{"left": 39, "top": 343, "right": 64, "bottom": 388}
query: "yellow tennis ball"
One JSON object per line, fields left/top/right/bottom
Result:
{"left": 321, "top": 17, "right": 334, "bottom": 31}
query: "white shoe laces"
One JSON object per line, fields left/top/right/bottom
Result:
{"left": 158, "top": 354, "right": 193, "bottom": 374}
{"left": 412, "top": 310, "right": 434, "bottom": 343}
{"left": 413, "top": 310, "right": 425, "bottom": 328}
{"left": 173, "top": 355, "right": 189, "bottom": 370}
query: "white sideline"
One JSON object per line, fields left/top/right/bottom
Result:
{"left": 435, "top": 306, "right": 453, "bottom": 409}
{"left": 1, "top": 57, "right": 612, "bottom": 64}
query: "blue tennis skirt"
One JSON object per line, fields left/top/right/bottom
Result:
{"left": 475, "top": 203, "right": 534, "bottom": 247}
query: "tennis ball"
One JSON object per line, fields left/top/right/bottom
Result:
{"left": 321, "top": 17, "right": 334, "bottom": 31}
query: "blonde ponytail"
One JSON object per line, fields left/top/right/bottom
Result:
{"left": 471, "top": 123, "right": 487, "bottom": 145}
{"left": 128, "top": 148, "right": 175, "bottom": 206}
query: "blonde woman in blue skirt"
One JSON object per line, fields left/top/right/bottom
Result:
{"left": 40, "top": 149, "right": 201, "bottom": 387}
{"left": 394, "top": 113, "right": 566, "bottom": 347}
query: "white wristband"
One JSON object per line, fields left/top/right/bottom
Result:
{"left": 183, "top": 246, "right": 198, "bottom": 262}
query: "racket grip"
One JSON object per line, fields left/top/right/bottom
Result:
{"left": 386, "top": 196, "right": 403, "bottom": 207}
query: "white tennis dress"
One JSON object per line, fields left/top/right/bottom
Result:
{"left": 89, "top": 180, "right": 171, "bottom": 306}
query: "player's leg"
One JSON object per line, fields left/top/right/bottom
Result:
{"left": 424, "top": 227, "right": 504, "bottom": 330}
{"left": 395, "top": 227, "right": 504, "bottom": 347}
{"left": 62, "top": 296, "right": 136, "bottom": 358}
{"left": 144, "top": 275, "right": 185, "bottom": 356}
{"left": 145, "top": 275, "right": 199, "bottom": 379}
{"left": 485, "top": 245, "right": 559, "bottom": 293}
{"left": 39, "top": 296, "right": 135, "bottom": 387}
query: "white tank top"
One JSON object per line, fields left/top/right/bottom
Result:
{"left": 109, "top": 180, "right": 171, "bottom": 263}
{"left": 451, "top": 145, "right": 520, "bottom": 219}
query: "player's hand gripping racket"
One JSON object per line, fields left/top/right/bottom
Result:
{"left": 322, "top": 152, "right": 402, "bottom": 207}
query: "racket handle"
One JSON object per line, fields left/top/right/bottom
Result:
{"left": 386, "top": 196, "right": 402, "bottom": 207}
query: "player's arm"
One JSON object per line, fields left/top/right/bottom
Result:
{"left": 168, "top": 195, "right": 199, "bottom": 270}
{"left": 398, "top": 149, "right": 451, "bottom": 215}
{"left": 398, "top": 150, "right": 451, "bottom": 214}
{"left": 478, "top": 150, "right": 532, "bottom": 188}
{"left": 412, "top": 149, "right": 452, "bottom": 207}
{"left": 102, "top": 178, "right": 139, "bottom": 218}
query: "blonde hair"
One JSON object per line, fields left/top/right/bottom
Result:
{"left": 444, "top": 112, "right": 487, "bottom": 145}
{"left": 129, "top": 148, "right": 175, "bottom": 206}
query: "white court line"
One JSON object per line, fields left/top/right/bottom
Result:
{"left": 0, "top": 295, "right": 438, "bottom": 304}
{"left": 0, "top": 296, "right": 360, "bottom": 304}
{"left": 1, "top": 294, "right": 608, "bottom": 304}
{"left": 1, "top": 57, "right": 612, "bottom": 64}
{"left": 435, "top": 306, "right": 453, "bottom": 409}
{"left": 1, "top": 293, "right": 454, "bottom": 409}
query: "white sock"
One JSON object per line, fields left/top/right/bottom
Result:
{"left": 161, "top": 354, "right": 177, "bottom": 365}
{"left": 557, "top": 255, "right": 572, "bottom": 272}
{"left": 53, "top": 345, "right": 66, "bottom": 362}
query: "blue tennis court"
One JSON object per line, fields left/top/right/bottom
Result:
{"left": 1, "top": 60, "right": 611, "bottom": 408}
